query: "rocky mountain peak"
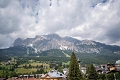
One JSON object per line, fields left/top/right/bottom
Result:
{"left": 46, "top": 33, "right": 61, "bottom": 39}
{"left": 81, "top": 40, "right": 96, "bottom": 45}
{"left": 13, "top": 34, "right": 120, "bottom": 54}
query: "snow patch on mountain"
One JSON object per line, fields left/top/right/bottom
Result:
{"left": 81, "top": 40, "right": 96, "bottom": 45}
{"left": 60, "top": 46, "right": 68, "bottom": 50}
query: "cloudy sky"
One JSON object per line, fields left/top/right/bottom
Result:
{"left": 0, "top": 0, "right": 120, "bottom": 48}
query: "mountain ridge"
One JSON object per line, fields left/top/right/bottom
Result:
{"left": 13, "top": 33, "right": 120, "bottom": 54}
{"left": 0, "top": 33, "right": 120, "bottom": 64}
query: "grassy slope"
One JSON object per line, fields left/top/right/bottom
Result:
{"left": 19, "top": 62, "right": 49, "bottom": 67}
{"left": 0, "top": 62, "right": 50, "bottom": 75}
{"left": 15, "top": 68, "right": 37, "bottom": 74}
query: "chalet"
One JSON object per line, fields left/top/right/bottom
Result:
{"left": 8, "top": 77, "right": 39, "bottom": 80}
{"left": 40, "top": 70, "right": 66, "bottom": 80}
{"left": 63, "top": 68, "right": 68, "bottom": 76}
{"left": 95, "top": 64, "right": 109, "bottom": 74}
{"left": 95, "top": 63, "right": 120, "bottom": 74}
{"left": 115, "top": 64, "right": 120, "bottom": 72}
{"left": 81, "top": 67, "right": 86, "bottom": 74}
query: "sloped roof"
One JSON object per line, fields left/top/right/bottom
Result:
{"left": 43, "top": 70, "right": 66, "bottom": 78}
{"left": 63, "top": 68, "right": 68, "bottom": 71}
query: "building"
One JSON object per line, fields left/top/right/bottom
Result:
{"left": 7, "top": 74, "right": 42, "bottom": 80}
{"left": 95, "top": 64, "right": 109, "bottom": 74}
{"left": 115, "top": 64, "right": 120, "bottom": 72}
{"left": 95, "top": 63, "right": 120, "bottom": 74}
{"left": 81, "top": 67, "right": 86, "bottom": 74}
{"left": 7, "top": 77, "right": 39, "bottom": 80}
{"left": 40, "top": 70, "right": 66, "bottom": 80}
{"left": 63, "top": 68, "right": 68, "bottom": 76}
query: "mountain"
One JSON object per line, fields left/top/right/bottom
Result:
{"left": 13, "top": 33, "right": 120, "bottom": 54}
{"left": 0, "top": 33, "right": 120, "bottom": 64}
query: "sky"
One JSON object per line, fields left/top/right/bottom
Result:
{"left": 0, "top": 0, "right": 120, "bottom": 48}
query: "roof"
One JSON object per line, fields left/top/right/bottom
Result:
{"left": 63, "top": 68, "right": 68, "bottom": 71}
{"left": 81, "top": 67, "right": 86, "bottom": 70}
{"left": 8, "top": 77, "right": 39, "bottom": 80}
{"left": 43, "top": 70, "right": 66, "bottom": 78}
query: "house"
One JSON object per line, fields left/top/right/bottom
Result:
{"left": 63, "top": 68, "right": 68, "bottom": 76}
{"left": 8, "top": 77, "right": 39, "bottom": 80}
{"left": 62, "top": 58, "right": 86, "bottom": 75}
{"left": 7, "top": 74, "right": 41, "bottom": 80}
{"left": 40, "top": 70, "right": 66, "bottom": 80}
{"left": 115, "top": 64, "right": 120, "bottom": 72}
{"left": 95, "top": 64, "right": 109, "bottom": 74}
{"left": 81, "top": 67, "right": 86, "bottom": 74}
{"left": 95, "top": 63, "right": 120, "bottom": 74}
{"left": 8, "top": 76, "right": 39, "bottom": 80}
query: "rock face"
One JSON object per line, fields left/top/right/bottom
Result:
{"left": 14, "top": 33, "right": 120, "bottom": 54}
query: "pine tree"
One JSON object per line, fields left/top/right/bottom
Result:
{"left": 115, "top": 72, "right": 120, "bottom": 80}
{"left": 86, "top": 64, "right": 98, "bottom": 80}
{"left": 98, "top": 74, "right": 106, "bottom": 80}
{"left": 67, "top": 52, "right": 83, "bottom": 80}
{"left": 106, "top": 73, "right": 115, "bottom": 80}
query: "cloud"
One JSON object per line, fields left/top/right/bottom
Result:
{"left": 0, "top": 0, "right": 120, "bottom": 48}
{"left": 0, "top": 0, "right": 11, "bottom": 8}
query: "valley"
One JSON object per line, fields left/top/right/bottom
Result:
{"left": 0, "top": 57, "right": 69, "bottom": 77}
{"left": 0, "top": 34, "right": 120, "bottom": 78}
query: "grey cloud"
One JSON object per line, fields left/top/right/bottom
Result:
{"left": 0, "top": 15, "right": 20, "bottom": 34}
{"left": 0, "top": 34, "right": 13, "bottom": 48}
{"left": 0, "top": 0, "right": 11, "bottom": 8}
{"left": 19, "top": 0, "right": 39, "bottom": 11}
{"left": 106, "top": 25, "right": 120, "bottom": 42}
{"left": 0, "top": 0, "right": 120, "bottom": 48}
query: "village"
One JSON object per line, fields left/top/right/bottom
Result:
{"left": 0, "top": 57, "right": 120, "bottom": 80}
